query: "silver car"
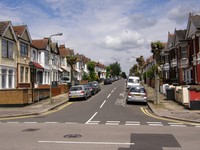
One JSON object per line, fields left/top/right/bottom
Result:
{"left": 69, "top": 85, "right": 91, "bottom": 100}
{"left": 126, "top": 85, "right": 147, "bottom": 104}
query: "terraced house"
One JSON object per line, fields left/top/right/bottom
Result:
{"left": 0, "top": 20, "right": 107, "bottom": 105}
{"left": 0, "top": 21, "right": 17, "bottom": 89}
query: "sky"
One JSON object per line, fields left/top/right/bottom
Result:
{"left": 1, "top": 0, "right": 200, "bottom": 74}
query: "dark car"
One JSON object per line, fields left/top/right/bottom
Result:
{"left": 88, "top": 81, "right": 101, "bottom": 94}
{"left": 104, "top": 78, "right": 112, "bottom": 85}
{"left": 92, "top": 81, "right": 101, "bottom": 92}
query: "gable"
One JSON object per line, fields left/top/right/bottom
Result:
{"left": 4, "top": 26, "right": 15, "bottom": 41}
{"left": 22, "top": 30, "right": 31, "bottom": 42}
{"left": 188, "top": 22, "right": 196, "bottom": 38}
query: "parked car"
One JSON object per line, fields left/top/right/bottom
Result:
{"left": 59, "top": 76, "right": 70, "bottom": 84}
{"left": 91, "top": 81, "right": 101, "bottom": 92}
{"left": 69, "top": 85, "right": 91, "bottom": 100}
{"left": 126, "top": 85, "right": 147, "bottom": 104}
{"left": 86, "top": 83, "right": 96, "bottom": 95}
{"left": 126, "top": 76, "right": 140, "bottom": 90}
{"left": 104, "top": 78, "right": 112, "bottom": 85}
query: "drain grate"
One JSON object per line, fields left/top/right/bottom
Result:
{"left": 22, "top": 128, "right": 40, "bottom": 132}
{"left": 64, "top": 134, "right": 82, "bottom": 138}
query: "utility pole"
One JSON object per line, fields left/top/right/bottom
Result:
{"left": 49, "top": 33, "right": 63, "bottom": 103}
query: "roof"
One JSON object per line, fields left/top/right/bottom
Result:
{"left": 32, "top": 38, "right": 49, "bottom": 49}
{"left": 30, "top": 61, "right": 44, "bottom": 70}
{"left": 59, "top": 45, "right": 74, "bottom": 57}
{"left": 174, "top": 29, "right": 186, "bottom": 43}
{"left": 190, "top": 15, "right": 200, "bottom": 29}
{"left": 13, "top": 25, "right": 26, "bottom": 37}
{"left": 0, "top": 21, "right": 10, "bottom": 36}
{"left": 167, "top": 32, "right": 175, "bottom": 48}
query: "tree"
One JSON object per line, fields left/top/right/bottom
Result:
{"left": 121, "top": 72, "right": 127, "bottom": 79}
{"left": 130, "top": 64, "right": 139, "bottom": 76}
{"left": 87, "top": 61, "right": 96, "bottom": 81}
{"left": 109, "top": 62, "right": 121, "bottom": 77}
{"left": 150, "top": 41, "right": 165, "bottom": 104}
{"left": 106, "top": 66, "right": 111, "bottom": 78}
{"left": 136, "top": 55, "right": 145, "bottom": 79}
{"left": 66, "top": 55, "right": 77, "bottom": 86}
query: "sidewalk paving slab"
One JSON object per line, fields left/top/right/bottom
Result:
{"left": 145, "top": 85, "right": 200, "bottom": 124}
{"left": 0, "top": 93, "right": 68, "bottom": 118}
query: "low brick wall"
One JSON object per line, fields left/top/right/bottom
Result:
{"left": 0, "top": 89, "right": 30, "bottom": 105}
{"left": 0, "top": 84, "right": 69, "bottom": 105}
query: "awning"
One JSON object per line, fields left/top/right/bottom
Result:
{"left": 59, "top": 68, "right": 63, "bottom": 72}
{"left": 29, "top": 61, "right": 44, "bottom": 70}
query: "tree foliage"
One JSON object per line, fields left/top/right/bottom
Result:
{"left": 109, "top": 62, "right": 121, "bottom": 77}
{"left": 66, "top": 55, "right": 77, "bottom": 85}
{"left": 151, "top": 41, "right": 165, "bottom": 65}
{"left": 121, "top": 72, "right": 127, "bottom": 79}
{"left": 87, "top": 61, "right": 97, "bottom": 81}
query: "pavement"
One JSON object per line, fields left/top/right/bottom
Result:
{"left": 0, "top": 85, "right": 200, "bottom": 124}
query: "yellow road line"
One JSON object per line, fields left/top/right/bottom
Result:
{"left": 0, "top": 102, "right": 73, "bottom": 121}
{"left": 140, "top": 107, "right": 200, "bottom": 126}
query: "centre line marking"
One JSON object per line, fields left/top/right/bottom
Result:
{"left": 38, "top": 141, "right": 135, "bottom": 145}
{"left": 85, "top": 112, "right": 98, "bottom": 124}
{"left": 100, "top": 100, "right": 106, "bottom": 108}
{"left": 107, "top": 94, "right": 111, "bottom": 98}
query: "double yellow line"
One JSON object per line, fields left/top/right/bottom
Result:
{"left": 140, "top": 107, "right": 200, "bottom": 126}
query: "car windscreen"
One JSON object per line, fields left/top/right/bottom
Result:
{"left": 128, "top": 78, "right": 139, "bottom": 83}
{"left": 130, "top": 87, "right": 146, "bottom": 93}
{"left": 70, "top": 86, "right": 83, "bottom": 91}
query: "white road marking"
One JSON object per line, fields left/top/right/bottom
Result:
{"left": 85, "top": 112, "right": 98, "bottom": 124}
{"left": 38, "top": 140, "right": 135, "bottom": 145}
{"left": 195, "top": 126, "right": 200, "bottom": 128}
{"left": 107, "top": 94, "right": 111, "bottom": 98}
{"left": 86, "top": 121, "right": 100, "bottom": 125}
{"left": 100, "top": 100, "right": 106, "bottom": 108}
{"left": 148, "top": 124, "right": 163, "bottom": 126}
{"left": 7, "top": 122, "right": 19, "bottom": 123}
{"left": 147, "top": 122, "right": 162, "bottom": 124}
{"left": 24, "top": 122, "right": 37, "bottom": 124}
{"left": 125, "top": 121, "right": 140, "bottom": 125}
{"left": 147, "top": 122, "right": 163, "bottom": 126}
{"left": 106, "top": 121, "right": 120, "bottom": 125}
{"left": 111, "top": 90, "right": 114, "bottom": 93}
{"left": 45, "top": 122, "right": 58, "bottom": 124}
{"left": 168, "top": 122, "right": 183, "bottom": 125}
{"left": 170, "top": 125, "right": 187, "bottom": 127}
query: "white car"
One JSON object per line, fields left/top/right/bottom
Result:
{"left": 126, "top": 76, "right": 140, "bottom": 90}
{"left": 59, "top": 76, "right": 70, "bottom": 84}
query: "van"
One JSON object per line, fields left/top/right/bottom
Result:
{"left": 126, "top": 76, "right": 140, "bottom": 90}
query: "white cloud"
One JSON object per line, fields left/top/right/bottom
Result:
{"left": 1, "top": 0, "right": 200, "bottom": 74}
{"left": 100, "top": 30, "right": 146, "bottom": 51}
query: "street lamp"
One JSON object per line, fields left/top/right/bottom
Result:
{"left": 49, "top": 33, "right": 63, "bottom": 103}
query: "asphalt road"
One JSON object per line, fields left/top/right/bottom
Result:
{"left": 0, "top": 79, "right": 200, "bottom": 149}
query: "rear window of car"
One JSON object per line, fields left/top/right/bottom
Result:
{"left": 128, "top": 78, "right": 140, "bottom": 83}
{"left": 130, "top": 87, "right": 146, "bottom": 93}
{"left": 70, "top": 86, "right": 83, "bottom": 91}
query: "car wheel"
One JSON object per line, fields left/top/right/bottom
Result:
{"left": 85, "top": 94, "right": 88, "bottom": 100}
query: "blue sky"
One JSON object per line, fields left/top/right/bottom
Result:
{"left": 1, "top": 0, "right": 200, "bottom": 73}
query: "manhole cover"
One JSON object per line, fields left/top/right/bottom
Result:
{"left": 22, "top": 128, "right": 40, "bottom": 132}
{"left": 64, "top": 134, "right": 82, "bottom": 138}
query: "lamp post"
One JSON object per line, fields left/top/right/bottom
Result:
{"left": 49, "top": 33, "right": 62, "bottom": 103}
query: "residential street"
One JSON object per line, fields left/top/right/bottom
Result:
{"left": 0, "top": 79, "right": 200, "bottom": 150}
